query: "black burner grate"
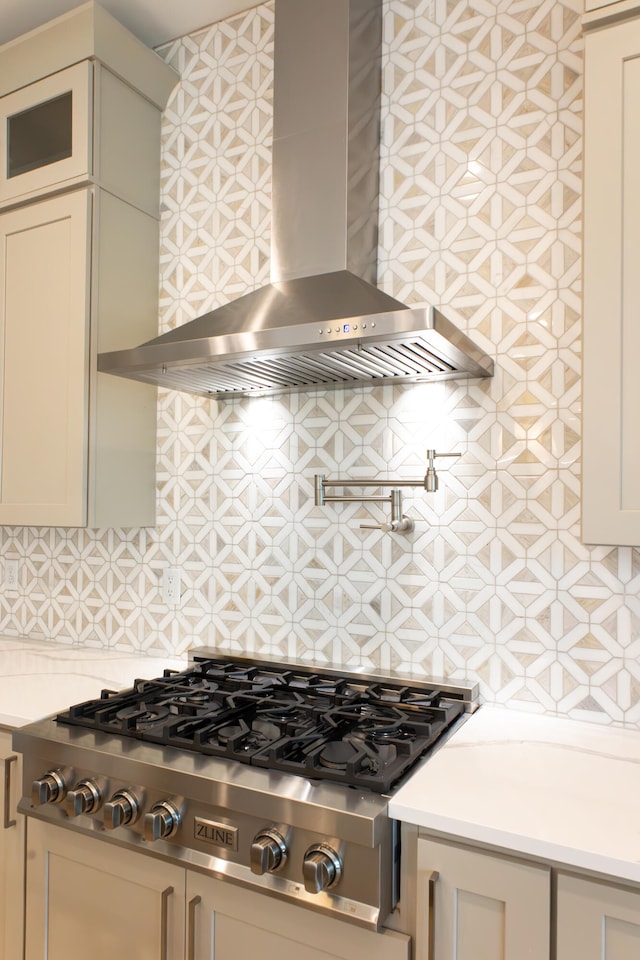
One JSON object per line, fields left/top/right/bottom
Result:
{"left": 56, "top": 658, "right": 465, "bottom": 793}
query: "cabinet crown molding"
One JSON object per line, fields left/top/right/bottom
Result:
{"left": 0, "top": 1, "right": 177, "bottom": 108}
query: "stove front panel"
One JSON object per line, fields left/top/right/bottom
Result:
{"left": 15, "top": 723, "right": 396, "bottom": 930}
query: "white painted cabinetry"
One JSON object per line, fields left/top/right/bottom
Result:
{"left": 25, "top": 819, "right": 185, "bottom": 960}
{"left": 0, "top": 4, "right": 176, "bottom": 528}
{"left": 0, "top": 184, "right": 161, "bottom": 526}
{"left": 0, "top": 730, "right": 23, "bottom": 960}
{"left": 557, "top": 873, "right": 640, "bottom": 960}
{"left": 416, "top": 834, "right": 640, "bottom": 960}
{"left": 582, "top": 9, "right": 640, "bottom": 544}
{"left": 416, "top": 836, "right": 550, "bottom": 960}
{"left": 24, "top": 819, "right": 410, "bottom": 960}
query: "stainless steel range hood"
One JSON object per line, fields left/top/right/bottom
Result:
{"left": 98, "top": 0, "right": 493, "bottom": 398}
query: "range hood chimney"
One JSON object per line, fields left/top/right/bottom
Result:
{"left": 98, "top": 0, "right": 493, "bottom": 398}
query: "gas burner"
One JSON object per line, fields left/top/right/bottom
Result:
{"left": 115, "top": 703, "right": 170, "bottom": 731}
{"left": 216, "top": 722, "right": 246, "bottom": 745}
{"left": 374, "top": 727, "right": 415, "bottom": 742}
{"left": 248, "top": 721, "right": 281, "bottom": 748}
{"left": 328, "top": 703, "right": 413, "bottom": 738}
{"left": 335, "top": 703, "right": 402, "bottom": 722}
{"left": 356, "top": 719, "right": 415, "bottom": 740}
{"left": 259, "top": 705, "right": 303, "bottom": 723}
{"left": 197, "top": 718, "right": 279, "bottom": 757}
{"left": 173, "top": 691, "right": 210, "bottom": 704}
{"left": 315, "top": 734, "right": 396, "bottom": 777}
{"left": 318, "top": 739, "right": 358, "bottom": 770}
{"left": 169, "top": 691, "right": 219, "bottom": 709}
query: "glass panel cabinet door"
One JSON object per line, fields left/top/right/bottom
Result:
{"left": 0, "top": 60, "right": 92, "bottom": 204}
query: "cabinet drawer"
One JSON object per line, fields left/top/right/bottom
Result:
{"left": 0, "top": 61, "right": 92, "bottom": 205}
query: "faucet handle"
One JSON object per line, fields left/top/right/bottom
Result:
{"left": 424, "top": 449, "right": 461, "bottom": 492}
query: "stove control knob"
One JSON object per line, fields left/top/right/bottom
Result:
{"left": 103, "top": 790, "right": 140, "bottom": 829}
{"left": 250, "top": 829, "right": 288, "bottom": 875}
{"left": 65, "top": 779, "right": 103, "bottom": 817}
{"left": 32, "top": 769, "right": 67, "bottom": 806}
{"left": 143, "top": 801, "right": 181, "bottom": 841}
{"left": 303, "top": 844, "right": 343, "bottom": 894}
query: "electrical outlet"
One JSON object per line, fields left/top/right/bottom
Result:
{"left": 162, "top": 567, "right": 182, "bottom": 605}
{"left": 5, "top": 559, "right": 18, "bottom": 589}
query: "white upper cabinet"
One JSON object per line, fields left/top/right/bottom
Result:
{"left": 0, "top": 3, "right": 177, "bottom": 528}
{"left": 0, "top": 61, "right": 92, "bottom": 204}
{"left": 0, "top": 2, "right": 176, "bottom": 215}
{"left": 582, "top": 11, "right": 640, "bottom": 545}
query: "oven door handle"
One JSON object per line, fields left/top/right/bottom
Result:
{"left": 187, "top": 895, "right": 202, "bottom": 960}
{"left": 3, "top": 755, "right": 17, "bottom": 829}
{"left": 417, "top": 869, "right": 439, "bottom": 960}
{"left": 160, "top": 886, "right": 174, "bottom": 960}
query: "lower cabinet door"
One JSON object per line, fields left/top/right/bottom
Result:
{"left": 417, "top": 837, "right": 550, "bottom": 960}
{"left": 557, "top": 873, "right": 640, "bottom": 960}
{"left": 24, "top": 819, "right": 185, "bottom": 960}
{"left": 187, "top": 871, "right": 410, "bottom": 960}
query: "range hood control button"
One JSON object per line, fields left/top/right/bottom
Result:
{"left": 32, "top": 769, "right": 67, "bottom": 806}
{"left": 250, "top": 829, "right": 288, "bottom": 875}
{"left": 103, "top": 790, "right": 140, "bottom": 829}
{"left": 302, "top": 843, "right": 343, "bottom": 894}
{"left": 65, "top": 779, "right": 102, "bottom": 817}
{"left": 143, "top": 801, "right": 181, "bottom": 841}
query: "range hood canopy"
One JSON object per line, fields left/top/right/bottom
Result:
{"left": 98, "top": 0, "right": 493, "bottom": 398}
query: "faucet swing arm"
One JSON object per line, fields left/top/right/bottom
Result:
{"left": 313, "top": 450, "right": 461, "bottom": 535}
{"left": 314, "top": 481, "right": 413, "bottom": 533}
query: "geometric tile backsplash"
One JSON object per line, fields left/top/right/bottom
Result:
{"left": 2, "top": 0, "right": 639, "bottom": 727}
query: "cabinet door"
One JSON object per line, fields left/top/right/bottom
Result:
{"left": 0, "top": 62, "right": 92, "bottom": 205}
{"left": 0, "top": 730, "right": 23, "bottom": 960}
{"left": 557, "top": 873, "right": 640, "bottom": 960}
{"left": 416, "top": 837, "right": 550, "bottom": 960}
{"left": 24, "top": 819, "right": 185, "bottom": 960}
{"left": 582, "top": 15, "right": 640, "bottom": 544}
{"left": 187, "top": 871, "right": 410, "bottom": 960}
{"left": 0, "top": 190, "right": 91, "bottom": 526}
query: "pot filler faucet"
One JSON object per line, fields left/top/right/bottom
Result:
{"left": 314, "top": 449, "right": 460, "bottom": 535}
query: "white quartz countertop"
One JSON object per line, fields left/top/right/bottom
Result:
{"left": 0, "top": 637, "right": 187, "bottom": 728}
{"left": 389, "top": 705, "right": 640, "bottom": 885}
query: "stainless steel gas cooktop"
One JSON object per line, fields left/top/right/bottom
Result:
{"left": 14, "top": 653, "right": 478, "bottom": 930}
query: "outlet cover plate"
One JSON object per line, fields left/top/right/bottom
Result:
{"left": 162, "top": 567, "right": 181, "bottom": 605}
